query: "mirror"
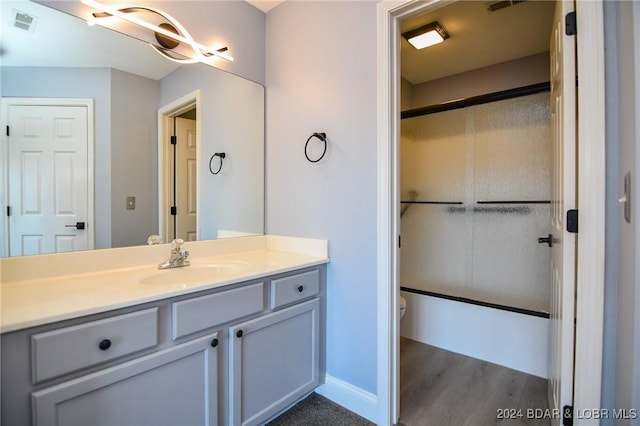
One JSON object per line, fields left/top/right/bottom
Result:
{"left": 0, "top": 1, "right": 265, "bottom": 257}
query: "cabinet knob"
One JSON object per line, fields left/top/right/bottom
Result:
{"left": 210, "top": 338, "right": 219, "bottom": 348}
{"left": 297, "top": 285, "right": 304, "bottom": 293}
{"left": 236, "top": 330, "right": 243, "bottom": 338}
{"left": 98, "top": 339, "right": 112, "bottom": 351}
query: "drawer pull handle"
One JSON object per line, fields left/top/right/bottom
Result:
{"left": 210, "top": 338, "right": 219, "bottom": 348}
{"left": 297, "top": 285, "right": 304, "bottom": 293}
{"left": 236, "top": 330, "right": 243, "bottom": 338}
{"left": 98, "top": 339, "right": 112, "bottom": 351}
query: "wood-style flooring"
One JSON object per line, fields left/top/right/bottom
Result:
{"left": 269, "top": 337, "right": 549, "bottom": 426}
{"left": 399, "top": 337, "right": 550, "bottom": 426}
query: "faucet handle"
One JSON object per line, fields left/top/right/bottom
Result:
{"left": 172, "top": 238, "right": 185, "bottom": 250}
{"left": 147, "top": 234, "right": 162, "bottom": 245}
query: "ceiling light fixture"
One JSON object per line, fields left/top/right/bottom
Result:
{"left": 402, "top": 21, "right": 449, "bottom": 50}
{"left": 81, "top": 0, "right": 233, "bottom": 63}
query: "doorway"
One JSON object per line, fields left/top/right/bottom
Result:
{"left": 397, "top": 1, "right": 556, "bottom": 423}
{"left": 376, "top": 1, "right": 606, "bottom": 425}
{"left": 158, "top": 91, "right": 201, "bottom": 244}
{"left": 0, "top": 98, "right": 95, "bottom": 256}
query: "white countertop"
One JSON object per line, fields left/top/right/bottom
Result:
{"left": 0, "top": 236, "right": 329, "bottom": 333}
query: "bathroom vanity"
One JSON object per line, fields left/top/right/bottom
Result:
{"left": 0, "top": 235, "right": 328, "bottom": 426}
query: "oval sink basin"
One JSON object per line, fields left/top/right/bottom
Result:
{"left": 139, "top": 260, "right": 251, "bottom": 286}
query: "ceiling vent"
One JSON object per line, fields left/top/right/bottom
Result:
{"left": 485, "top": 0, "right": 527, "bottom": 13}
{"left": 12, "top": 9, "right": 38, "bottom": 33}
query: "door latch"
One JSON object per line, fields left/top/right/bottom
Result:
{"left": 65, "top": 222, "right": 86, "bottom": 230}
{"left": 537, "top": 234, "right": 553, "bottom": 247}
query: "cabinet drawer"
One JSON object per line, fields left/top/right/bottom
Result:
{"left": 270, "top": 269, "right": 320, "bottom": 309}
{"left": 31, "top": 308, "right": 158, "bottom": 383}
{"left": 32, "top": 332, "right": 219, "bottom": 426}
{"left": 172, "top": 282, "right": 264, "bottom": 339}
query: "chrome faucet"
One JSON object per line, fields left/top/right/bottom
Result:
{"left": 158, "top": 238, "right": 190, "bottom": 269}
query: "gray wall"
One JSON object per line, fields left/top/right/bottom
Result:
{"left": 403, "top": 53, "right": 550, "bottom": 110}
{"left": 110, "top": 69, "right": 160, "bottom": 248}
{"left": 265, "top": 1, "right": 378, "bottom": 394}
{"left": 602, "top": 0, "right": 640, "bottom": 422}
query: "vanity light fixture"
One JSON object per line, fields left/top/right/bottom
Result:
{"left": 81, "top": 0, "right": 233, "bottom": 63}
{"left": 402, "top": 21, "right": 449, "bottom": 50}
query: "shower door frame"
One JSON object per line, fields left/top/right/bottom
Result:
{"left": 375, "top": 0, "right": 606, "bottom": 425}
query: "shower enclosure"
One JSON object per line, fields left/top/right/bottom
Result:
{"left": 400, "top": 88, "right": 551, "bottom": 315}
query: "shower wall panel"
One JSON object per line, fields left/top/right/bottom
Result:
{"left": 400, "top": 92, "right": 551, "bottom": 313}
{"left": 401, "top": 109, "right": 469, "bottom": 298}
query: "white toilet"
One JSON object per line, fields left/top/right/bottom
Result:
{"left": 400, "top": 296, "right": 407, "bottom": 319}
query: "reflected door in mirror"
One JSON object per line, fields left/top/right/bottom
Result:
{"left": 7, "top": 102, "right": 91, "bottom": 256}
{"left": 173, "top": 116, "right": 197, "bottom": 241}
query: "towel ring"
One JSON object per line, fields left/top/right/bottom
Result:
{"left": 209, "top": 152, "right": 226, "bottom": 175}
{"left": 305, "top": 132, "right": 327, "bottom": 163}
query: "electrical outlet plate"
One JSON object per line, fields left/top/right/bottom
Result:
{"left": 126, "top": 196, "right": 136, "bottom": 210}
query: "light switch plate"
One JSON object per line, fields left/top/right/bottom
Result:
{"left": 126, "top": 196, "right": 135, "bottom": 210}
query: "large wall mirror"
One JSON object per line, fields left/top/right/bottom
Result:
{"left": 0, "top": 1, "right": 265, "bottom": 257}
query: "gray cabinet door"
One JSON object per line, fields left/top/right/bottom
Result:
{"left": 229, "top": 298, "right": 320, "bottom": 426}
{"left": 32, "top": 333, "right": 220, "bottom": 426}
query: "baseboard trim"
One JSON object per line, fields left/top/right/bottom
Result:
{"left": 315, "top": 374, "right": 378, "bottom": 423}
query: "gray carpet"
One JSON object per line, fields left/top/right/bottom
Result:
{"left": 266, "top": 393, "right": 374, "bottom": 426}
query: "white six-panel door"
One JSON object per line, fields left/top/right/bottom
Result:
{"left": 549, "top": 1, "right": 577, "bottom": 422}
{"left": 6, "top": 103, "right": 90, "bottom": 256}
{"left": 175, "top": 117, "right": 197, "bottom": 242}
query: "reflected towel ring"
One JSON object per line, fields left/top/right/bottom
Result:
{"left": 305, "top": 132, "right": 327, "bottom": 163}
{"left": 209, "top": 152, "right": 226, "bottom": 175}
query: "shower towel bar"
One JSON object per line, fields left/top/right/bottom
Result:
{"left": 401, "top": 200, "right": 549, "bottom": 205}
{"left": 448, "top": 206, "right": 531, "bottom": 214}
{"left": 400, "top": 201, "right": 464, "bottom": 205}
{"left": 476, "top": 200, "right": 550, "bottom": 204}
{"left": 474, "top": 206, "right": 531, "bottom": 214}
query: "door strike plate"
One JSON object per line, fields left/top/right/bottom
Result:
{"left": 623, "top": 172, "right": 631, "bottom": 223}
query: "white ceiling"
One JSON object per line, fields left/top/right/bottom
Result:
{"left": 401, "top": 0, "right": 555, "bottom": 85}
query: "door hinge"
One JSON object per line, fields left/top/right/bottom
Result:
{"left": 170, "top": 206, "right": 177, "bottom": 216}
{"left": 565, "top": 11, "right": 577, "bottom": 36}
{"left": 567, "top": 209, "right": 578, "bottom": 233}
{"left": 6, "top": 126, "right": 9, "bottom": 136}
{"left": 170, "top": 135, "right": 177, "bottom": 145}
{"left": 6, "top": 206, "right": 11, "bottom": 217}
{"left": 563, "top": 405, "right": 573, "bottom": 426}
{"left": 398, "top": 235, "right": 401, "bottom": 248}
